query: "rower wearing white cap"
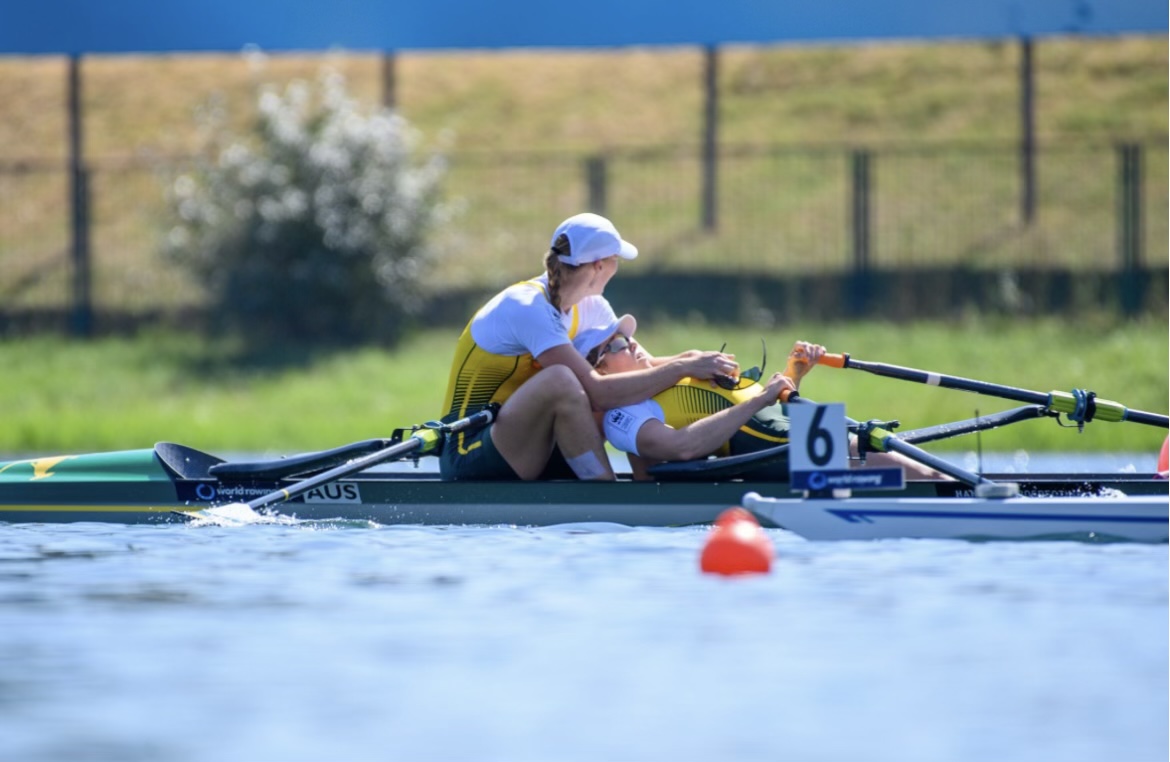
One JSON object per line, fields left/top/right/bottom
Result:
{"left": 438, "top": 212, "right": 738, "bottom": 481}
{"left": 589, "top": 328, "right": 946, "bottom": 480}
{"left": 589, "top": 323, "right": 800, "bottom": 480}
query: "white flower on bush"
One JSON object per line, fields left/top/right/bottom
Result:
{"left": 164, "top": 66, "right": 452, "bottom": 343}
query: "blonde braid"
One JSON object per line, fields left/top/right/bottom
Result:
{"left": 544, "top": 233, "right": 575, "bottom": 311}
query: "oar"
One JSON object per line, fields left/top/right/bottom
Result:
{"left": 237, "top": 407, "right": 496, "bottom": 513}
{"left": 780, "top": 395, "right": 1008, "bottom": 490}
{"left": 648, "top": 400, "right": 1043, "bottom": 480}
{"left": 851, "top": 417, "right": 1000, "bottom": 490}
{"left": 893, "top": 404, "right": 1052, "bottom": 445}
{"left": 820, "top": 353, "right": 1169, "bottom": 429}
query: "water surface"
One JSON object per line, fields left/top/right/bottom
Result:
{"left": 1, "top": 519, "right": 1165, "bottom": 762}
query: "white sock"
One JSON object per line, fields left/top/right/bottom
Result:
{"left": 565, "top": 451, "right": 611, "bottom": 480}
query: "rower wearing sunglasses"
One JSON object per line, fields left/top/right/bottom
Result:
{"left": 437, "top": 213, "right": 738, "bottom": 482}
{"left": 590, "top": 325, "right": 945, "bottom": 480}
{"left": 588, "top": 318, "right": 804, "bottom": 480}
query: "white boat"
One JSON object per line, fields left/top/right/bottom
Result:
{"left": 742, "top": 491, "right": 1170, "bottom": 542}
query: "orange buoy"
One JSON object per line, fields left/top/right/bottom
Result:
{"left": 700, "top": 507, "right": 774, "bottom": 575}
{"left": 713, "top": 506, "right": 757, "bottom": 528}
{"left": 1158, "top": 434, "right": 1169, "bottom": 477}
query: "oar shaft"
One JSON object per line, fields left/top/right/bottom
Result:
{"left": 897, "top": 406, "right": 1050, "bottom": 445}
{"left": 1124, "top": 409, "right": 1170, "bottom": 428}
{"left": 245, "top": 408, "right": 496, "bottom": 511}
{"left": 247, "top": 436, "right": 425, "bottom": 511}
{"left": 826, "top": 354, "right": 1047, "bottom": 404}
{"left": 866, "top": 427, "right": 994, "bottom": 487}
{"left": 647, "top": 406, "right": 1050, "bottom": 479}
{"left": 822, "top": 353, "right": 1169, "bottom": 429}
{"left": 794, "top": 395, "right": 997, "bottom": 487}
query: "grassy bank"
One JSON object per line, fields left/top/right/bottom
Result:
{"left": 1, "top": 37, "right": 1166, "bottom": 310}
{"left": 1, "top": 317, "right": 1165, "bottom": 457}
{"left": 3, "top": 37, "right": 1164, "bottom": 159}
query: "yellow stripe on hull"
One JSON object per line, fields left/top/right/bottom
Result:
{"left": 0, "top": 504, "right": 188, "bottom": 514}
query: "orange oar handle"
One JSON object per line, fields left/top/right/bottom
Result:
{"left": 818, "top": 352, "right": 849, "bottom": 368}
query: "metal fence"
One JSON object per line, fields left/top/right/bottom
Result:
{"left": 0, "top": 140, "right": 1165, "bottom": 334}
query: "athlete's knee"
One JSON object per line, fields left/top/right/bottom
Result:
{"left": 541, "top": 364, "right": 580, "bottom": 388}
{"left": 521, "top": 365, "right": 578, "bottom": 398}
{"left": 553, "top": 380, "right": 591, "bottom": 415}
{"left": 532, "top": 366, "right": 589, "bottom": 408}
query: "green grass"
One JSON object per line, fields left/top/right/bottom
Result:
{"left": 0, "top": 42, "right": 1165, "bottom": 463}
{"left": 1, "top": 317, "right": 1165, "bottom": 457}
{"left": 4, "top": 38, "right": 1161, "bottom": 160}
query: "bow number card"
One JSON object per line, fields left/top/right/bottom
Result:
{"left": 788, "top": 403, "right": 904, "bottom": 493}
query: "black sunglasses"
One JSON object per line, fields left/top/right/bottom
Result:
{"left": 592, "top": 334, "right": 632, "bottom": 366}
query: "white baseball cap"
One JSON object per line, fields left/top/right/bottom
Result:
{"left": 551, "top": 213, "right": 638, "bottom": 266}
{"left": 581, "top": 314, "right": 638, "bottom": 366}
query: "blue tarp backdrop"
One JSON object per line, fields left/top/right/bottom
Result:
{"left": 1, "top": 0, "right": 1165, "bottom": 55}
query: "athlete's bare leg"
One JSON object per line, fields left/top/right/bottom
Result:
{"left": 490, "top": 365, "right": 616, "bottom": 481}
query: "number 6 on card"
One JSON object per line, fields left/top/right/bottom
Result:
{"left": 788, "top": 403, "right": 848, "bottom": 474}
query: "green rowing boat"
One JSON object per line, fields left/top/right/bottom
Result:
{"left": 3, "top": 354, "right": 1165, "bottom": 534}
{"left": 0, "top": 440, "right": 1165, "bottom": 527}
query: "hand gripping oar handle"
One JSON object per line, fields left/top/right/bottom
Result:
{"left": 820, "top": 353, "right": 1169, "bottom": 429}
{"left": 244, "top": 407, "right": 497, "bottom": 512}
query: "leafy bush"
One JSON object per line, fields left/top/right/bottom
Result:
{"left": 164, "top": 68, "right": 452, "bottom": 345}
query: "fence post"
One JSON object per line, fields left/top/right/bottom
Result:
{"left": 381, "top": 51, "right": 397, "bottom": 109}
{"left": 1019, "top": 36, "right": 1036, "bottom": 225}
{"left": 701, "top": 44, "right": 718, "bottom": 232}
{"left": 849, "top": 150, "right": 872, "bottom": 316}
{"left": 68, "top": 54, "right": 92, "bottom": 337}
{"left": 584, "top": 155, "right": 607, "bottom": 216}
{"left": 1118, "top": 143, "right": 1143, "bottom": 316}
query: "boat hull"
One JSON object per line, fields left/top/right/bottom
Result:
{"left": 1, "top": 445, "right": 1167, "bottom": 535}
{"left": 743, "top": 492, "right": 1170, "bottom": 542}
